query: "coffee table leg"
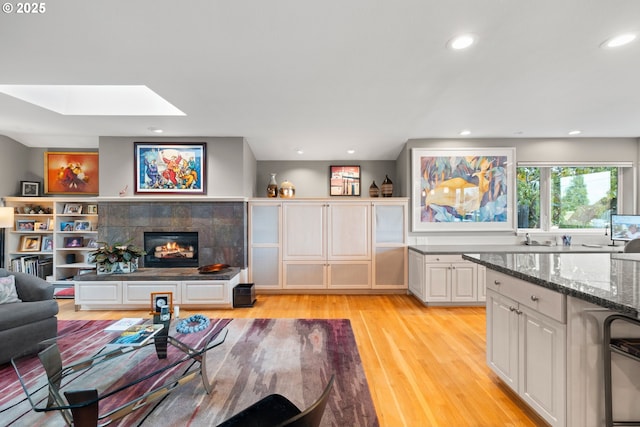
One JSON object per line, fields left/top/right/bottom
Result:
{"left": 153, "top": 316, "right": 171, "bottom": 359}
{"left": 64, "top": 389, "right": 99, "bottom": 427}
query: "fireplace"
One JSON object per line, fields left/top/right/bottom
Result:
{"left": 144, "top": 232, "right": 199, "bottom": 268}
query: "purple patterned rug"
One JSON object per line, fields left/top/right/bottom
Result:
{"left": 0, "top": 319, "right": 378, "bottom": 426}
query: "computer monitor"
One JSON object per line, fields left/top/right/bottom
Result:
{"left": 611, "top": 214, "right": 640, "bottom": 242}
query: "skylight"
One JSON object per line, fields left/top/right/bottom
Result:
{"left": 0, "top": 85, "right": 185, "bottom": 116}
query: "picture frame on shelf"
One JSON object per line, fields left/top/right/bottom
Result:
{"left": 44, "top": 151, "right": 99, "bottom": 195}
{"left": 411, "top": 147, "right": 516, "bottom": 232}
{"left": 86, "top": 204, "right": 98, "bottom": 214}
{"left": 15, "top": 219, "right": 35, "bottom": 231}
{"left": 64, "top": 237, "right": 83, "bottom": 248}
{"left": 86, "top": 238, "right": 98, "bottom": 248}
{"left": 151, "top": 292, "right": 173, "bottom": 314}
{"left": 73, "top": 220, "right": 91, "bottom": 231}
{"left": 59, "top": 221, "right": 74, "bottom": 231}
{"left": 329, "top": 165, "right": 361, "bottom": 196}
{"left": 63, "top": 203, "right": 83, "bottom": 214}
{"left": 134, "top": 142, "right": 206, "bottom": 195}
{"left": 20, "top": 235, "right": 41, "bottom": 251}
{"left": 20, "top": 181, "right": 40, "bottom": 197}
{"left": 34, "top": 221, "right": 49, "bottom": 231}
{"left": 41, "top": 235, "right": 53, "bottom": 252}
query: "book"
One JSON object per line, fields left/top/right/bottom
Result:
{"left": 106, "top": 324, "right": 164, "bottom": 347}
{"left": 104, "top": 318, "right": 144, "bottom": 332}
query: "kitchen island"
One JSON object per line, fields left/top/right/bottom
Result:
{"left": 463, "top": 252, "right": 640, "bottom": 427}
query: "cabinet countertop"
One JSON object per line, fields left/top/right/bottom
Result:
{"left": 463, "top": 252, "right": 640, "bottom": 317}
{"left": 409, "top": 244, "right": 623, "bottom": 255}
{"left": 74, "top": 267, "right": 241, "bottom": 281}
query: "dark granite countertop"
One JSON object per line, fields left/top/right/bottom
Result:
{"left": 409, "top": 244, "right": 623, "bottom": 255}
{"left": 74, "top": 267, "right": 241, "bottom": 281}
{"left": 463, "top": 252, "right": 640, "bottom": 317}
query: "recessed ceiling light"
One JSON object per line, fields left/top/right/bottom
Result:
{"left": 459, "top": 130, "right": 471, "bottom": 136}
{"left": 347, "top": 149, "right": 355, "bottom": 154}
{"left": 568, "top": 130, "right": 581, "bottom": 135}
{"left": 148, "top": 127, "right": 164, "bottom": 133}
{"left": 295, "top": 149, "right": 304, "bottom": 155}
{"left": 0, "top": 85, "right": 185, "bottom": 116}
{"left": 601, "top": 33, "right": 637, "bottom": 48}
{"left": 448, "top": 34, "right": 476, "bottom": 50}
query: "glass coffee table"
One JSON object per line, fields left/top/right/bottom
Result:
{"left": 11, "top": 317, "right": 231, "bottom": 427}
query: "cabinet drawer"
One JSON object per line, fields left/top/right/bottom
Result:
{"left": 486, "top": 270, "right": 565, "bottom": 323}
{"left": 423, "top": 254, "right": 463, "bottom": 263}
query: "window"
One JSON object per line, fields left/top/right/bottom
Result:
{"left": 517, "top": 165, "right": 621, "bottom": 231}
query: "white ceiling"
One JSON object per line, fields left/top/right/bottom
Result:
{"left": 1, "top": 0, "right": 639, "bottom": 161}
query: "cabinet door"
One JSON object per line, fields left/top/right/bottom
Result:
{"left": 477, "top": 265, "right": 487, "bottom": 302}
{"left": 451, "top": 262, "right": 477, "bottom": 301}
{"left": 328, "top": 261, "right": 370, "bottom": 289}
{"left": 327, "top": 203, "right": 370, "bottom": 260}
{"left": 373, "top": 203, "right": 406, "bottom": 244}
{"left": 373, "top": 247, "right": 407, "bottom": 289}
{"left": 75, "top": 281, "right": 121, "bottom": 305}
{"left": 519, "top": 306, "right": 566, "bottom": 427}
{"left": 424, "top": 263, "right": 451, "bottom": 301}
{"left": 123, "top": 281, "right": 180, "bottom": 305}
{"left": 283, "top": 203, "right": 325, "bottom": 260}
{"left": 181, "top": 280, "right": 233, "bottom": 306}
{"left": 408, "top": 250, "right": 425, "bottom": 300}
{"left": 283, "top": 262, "right": 326, "bottom": 289}
{"left": 250, "top": 203, "right": 280, "bottom": 245}
{"left": 249, "top": 203, "right": 282, "bottom": 289}
{"left": 486, "top": 290, "right": 519, "bottom": 391}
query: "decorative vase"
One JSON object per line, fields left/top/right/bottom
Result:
{"left": 97, "top": 259, "right": 139, "bottom": 275}
{"left": 369, "top": 181, "right": 380, "bottom": 198}
{"left": 381, "top": 175, "right": 393, "bottom": 197}
{"left": 279, "top": 180, "right": 295, "bottom": 198}
{"left": 267, "top": 173, "right": 278, "bottom": 198}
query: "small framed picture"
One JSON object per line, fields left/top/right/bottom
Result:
{"left": 20, "top": 235, "right": 41, "bottom": 251}
{"left": 34, "top": 221, "right": 49, "bottom": 231}
{"left": 86, "top": 239, "right": 98, "bottom": 248}
{"left": 64, "top": 237, "right": 83, "bottom": 248}
{"left": 63, "top": 203, "right": 83, "bottom": 214}
{"left": 87, "top": 204, "right": 98, "bottom": 214}
{"left": 151, "top": 292, "right": 173, "bottom": 314}
{"left": 20, "top": 181, "right": 40, "bottom": 197}
{"left": 74, "top": 220, "right": 91, "bottom": 231}
{"left": 41, "top": 235, "right": 54, "bottom": 252}
{"left": 16, "top": 219, "right": 35, "bottom": 231}
{"left": 330, "top": 165, "right": 361, "bottom": 196}
{"left": 60, "top": 221, "right": 75, "bottom": 231}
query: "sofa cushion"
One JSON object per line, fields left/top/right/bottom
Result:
{"left": 0, "top": 276, "right": 21, "bottom": 304}
{"left": 0, "top": 300, "right": 59, "bottom": 332}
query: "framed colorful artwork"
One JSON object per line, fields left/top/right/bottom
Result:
{"left": 44, "top": 152, "right": 99, "bottom": 195}
{"left": 134, "top": 142, "right": 206, "bottom": 194}
{"left": 411, "top": 147, "right": 516, "bottom": 232}
{"left": 329, "top": 165, "right": 361, "bottom": 196}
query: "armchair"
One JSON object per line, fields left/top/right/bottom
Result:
{"left": 0, "top": 269, "right": 58, "bottom": 364}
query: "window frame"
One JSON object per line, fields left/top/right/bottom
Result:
{"left": 516, "top": 161, "right": 633, "bottom": 233}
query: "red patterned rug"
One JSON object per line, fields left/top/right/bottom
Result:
{"left": 0, "top": 319, "right": 378, "bottom": 426}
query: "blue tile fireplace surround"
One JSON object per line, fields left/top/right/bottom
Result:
{"left": 97, "top": 201, "right": 247, "bottom": 269}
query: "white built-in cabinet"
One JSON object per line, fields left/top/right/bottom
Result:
{"left": 408, "top": 250, "right": 485, "bottom": 305}
{"left": 485, "top": 269, "right": 566, "bottom": 427}
{"left": 248, "top": 198, "right": 407, "bottom": 292}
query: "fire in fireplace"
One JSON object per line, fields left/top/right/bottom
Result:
{"left": 144, "top": 232, "right": 198, "bottom": 268}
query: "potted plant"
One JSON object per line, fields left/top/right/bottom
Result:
{"left": 89, "top": 239, "right": 146, "bottom": 274}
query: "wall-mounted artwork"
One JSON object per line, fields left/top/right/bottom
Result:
{"left": 330, "top": 165, "right": 361, "bottom": 196}
{"left": 411, "top": 148, "right": 516, "bottom": 232}
{"left": 134, "top": 142, "right": 206, "bottom": 194}
{"left": 45, "top": 152, "right": 99, "bottom": 195}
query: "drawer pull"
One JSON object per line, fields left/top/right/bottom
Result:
{"left": 509, "top": 306, "right": 516, "bottom": 312}
{"left": 493, "top": 280, "right": 501, "bottom": 285}
{"left": 515, "top": 309, "right": 522, "bottom": 315}
{"left": 530, "top": 295, "right": 539, "bottom": 302}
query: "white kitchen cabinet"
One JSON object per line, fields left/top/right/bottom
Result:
{"left": 486, "top": 270, "right": 566, "bottom": 427}
{"left": 248, "top": 201, "right": 282, "bottom": 290}
{"left": 408, "top": 250, "right": 485, "bottom": 305}
{"left": 372, "top": 201, "right": 408, "bottom": 290}
{"left": 282, "top": 201, "right": 371, "bottom": 289}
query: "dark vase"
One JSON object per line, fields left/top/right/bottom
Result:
{"left": 369, "top": 181, "right": 380, "bottom": 197}
{"left": 381, "top": 175, "right": 393, "bottom": 197}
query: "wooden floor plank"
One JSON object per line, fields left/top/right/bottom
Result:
{"left": 56, "top": 294, "right": 548, "bottom": 426}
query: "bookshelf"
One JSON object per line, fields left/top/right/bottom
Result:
{"left": 3, "top": 197, "right": 98, "bottom": 285}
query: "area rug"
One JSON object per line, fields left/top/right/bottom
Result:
{"left": 0, "top": 318, "right": 378, "bottom": 426}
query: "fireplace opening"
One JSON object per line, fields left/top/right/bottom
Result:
{"left": 144, "top": 232, "right": 198, "bottom": 268}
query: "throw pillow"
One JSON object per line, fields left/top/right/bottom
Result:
{"left": 0, "top": 275, "right": 21, "bottom": 304}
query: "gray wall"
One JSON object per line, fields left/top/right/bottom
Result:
{"left": 256, "top": 160, "right": 396, "bottom": 198}
{"left": 98, "top": 136, "right": 254, "bottom": 197}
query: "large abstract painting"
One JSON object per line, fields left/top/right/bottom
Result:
{"left": 134, "top": 142, "right": 206, "bottom": 194}
{"left": 411, "top": 148, "right": 516, "bottom": 231}
{"left": 44, "top": 152, "right": 99, "bottom": 195}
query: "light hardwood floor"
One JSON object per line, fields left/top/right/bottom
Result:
{"left": 57, "top": 294, "right": 548, "bottom": 427}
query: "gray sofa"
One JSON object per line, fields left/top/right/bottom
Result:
{"left": 0, "top": 269, "right": 59, "bottom": 365}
